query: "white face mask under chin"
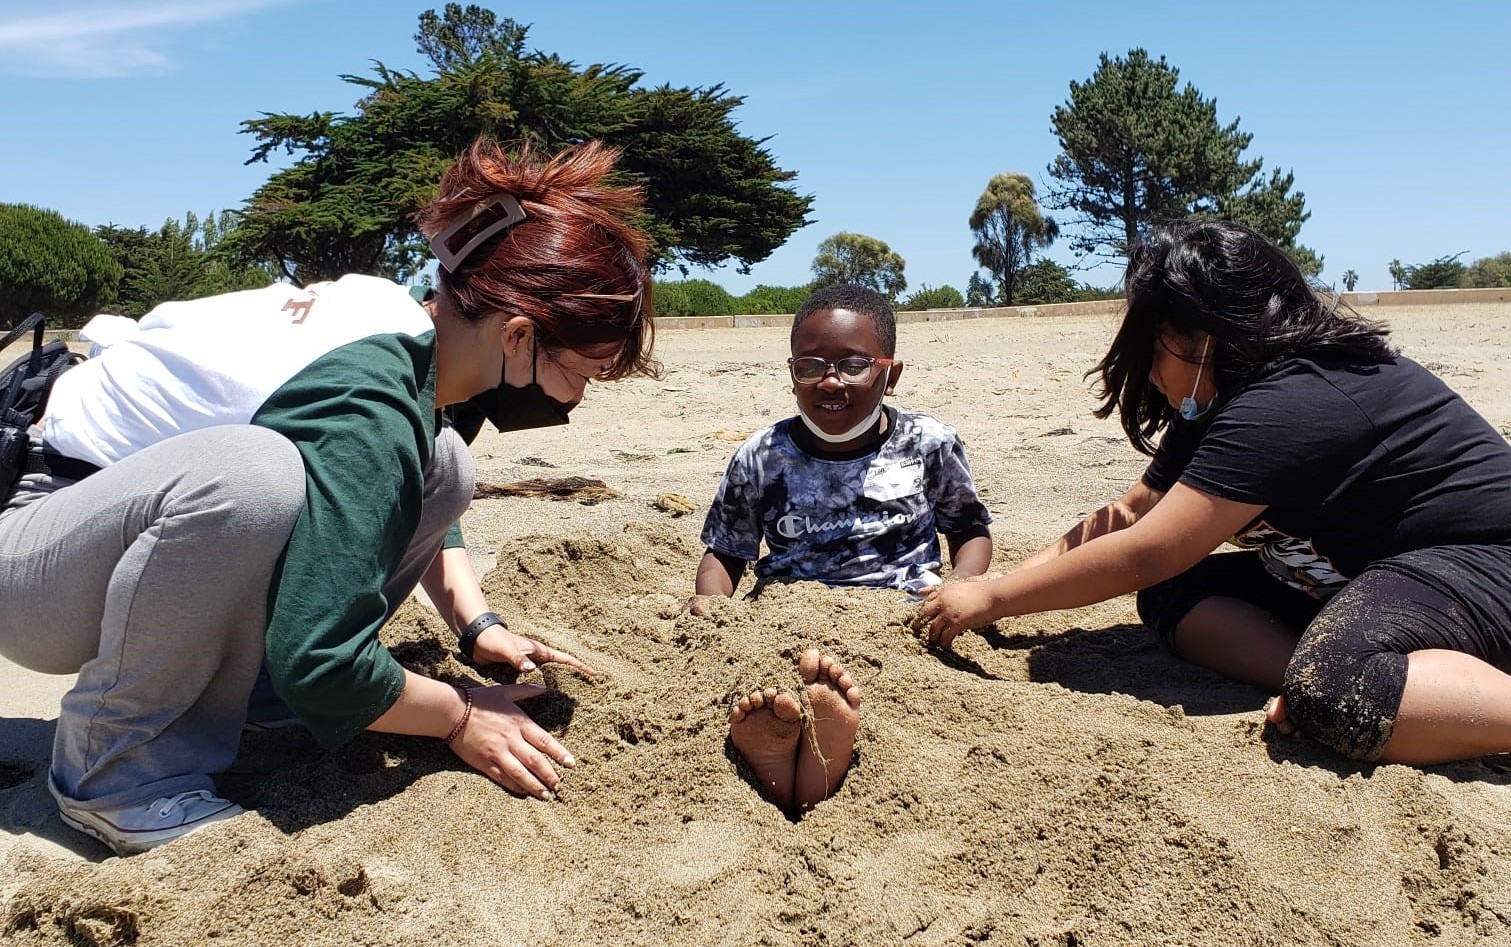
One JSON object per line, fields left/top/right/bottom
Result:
{"left": 1178, "top": 336, "right": 1214, "bottom": 421}
{"left": 798, "top": 398, "right": 885, "bottom": 444}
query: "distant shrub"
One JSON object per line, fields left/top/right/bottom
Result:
{"left": 1017, "top": 260, "right": 1078, "bottom": 304}
{"left": 653, "top": 279, "right": 736, "bottom": 317}
{"left": 899, "top": 284, "right": 966, "bottom": 310}
{"left": 1462, "top": 252, "right": 1511, "bottom": 288}
{"left": 737, "top": 283, "right": 811, "bottom": 314}
{"left": 1404, "top": 253, "right": 1466, "bottom": 290}
{"left": 1072, "top": 285, "right": 1123, "bottom": 302}
{"left": 0, "top": 203, "right": 121, "bottom": 328}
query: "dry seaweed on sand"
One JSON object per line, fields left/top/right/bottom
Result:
{"left": 474, "top": 477, "right": 622, "bottom": 504}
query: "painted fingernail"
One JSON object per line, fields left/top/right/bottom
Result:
{"left": 520, "top": 659, "right": 537, "bottom": 672}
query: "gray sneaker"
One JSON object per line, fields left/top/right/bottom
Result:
{"left": 49, "top": 781, "right": 245, "bottom": 855}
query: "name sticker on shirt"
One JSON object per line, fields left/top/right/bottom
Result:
{"left": 864, "top": 459, "right": 925, "bottom": 502}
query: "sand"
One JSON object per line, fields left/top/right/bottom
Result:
{"left": 3, "top": 303, "right": 1510, "bottom": 946}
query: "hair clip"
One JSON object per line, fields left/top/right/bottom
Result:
{"left": 565, "top": 289, "right": 644, "bottom": 327}
{"left": 430, "top": 194, "right": 527, "bottom": 273}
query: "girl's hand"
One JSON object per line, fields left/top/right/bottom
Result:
{"left": 449, "top": 684, "right": 576, "bottom": 799}
{"left": 912, "top": 581, "right": 1000, "bottom": 647}
{"left": 471, "top": 624, "right": 596, "bottom": 678}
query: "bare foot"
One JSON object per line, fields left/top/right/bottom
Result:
{"left": 729, "top": 686, "right": 802, "bottom": 811}
{"left": 794, "top": 650, "right": 861, "bottom": 812}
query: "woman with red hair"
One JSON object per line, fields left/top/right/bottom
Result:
{"left": 0, "top": 139, "right": 656, "bottom": 855}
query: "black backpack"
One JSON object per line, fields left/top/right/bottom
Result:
{"left": 1, "top": 314, "right": 87, "bottom": 499}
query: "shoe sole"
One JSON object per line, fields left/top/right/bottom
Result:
{"left": 49, "top": 782, "right": 243, "bottom": 856}
{"left": 56, "top": 807, "right": 151, "bottom": 856}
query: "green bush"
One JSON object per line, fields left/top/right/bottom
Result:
{"left": 1404, "top": 253, "right": 1466, "bottom": 290}
{"left": 653, "top": 279, "right": 736, "bottom": 317}
{"left": 1072, "top": 285, "right": 1123, "bottom": 302}
{"left": 0, "top": 203, "right": 121, "bottom": 329}
{"left": 1462, "top": 252, "right": 1511, "bottom": 288}
{"left": 1017, "top": 260, "right": 1078, "bottom": 304}
{"left": 737, "top": 283, "right": 811, "bottom": 314}
{"left": 899, "top": 284, "right": 965, "bottom": 310}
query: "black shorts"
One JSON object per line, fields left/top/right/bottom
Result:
{"left": 1137, "top": 550, "right": 1511, "bottom": 761}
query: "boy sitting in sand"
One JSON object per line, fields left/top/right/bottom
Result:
{"left": 688, "top": 283, "right": 993, "bottom": 814}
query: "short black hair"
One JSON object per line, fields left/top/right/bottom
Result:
{"left": 792, "top": 284, "right": 897, "bottom": 356}
{"left": 1091, "top": 218, "right": 1397, "bottom": 455}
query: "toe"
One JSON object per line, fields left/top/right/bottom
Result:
{"left": 798, "top": 649, "right": 820, "bottom": 683}
{"left": 771, "top": 690, "right": 804, "bottom": 723}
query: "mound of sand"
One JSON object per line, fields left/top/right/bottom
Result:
{"left": 4, "top": 305, "right": 1511, "bottom": 946}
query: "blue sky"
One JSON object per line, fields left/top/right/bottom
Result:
{"left": 2, "top": 0, "right": 1507, "bottom": 295}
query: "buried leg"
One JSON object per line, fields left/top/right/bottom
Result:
{"left": 794, "top": 650, "right": 861, "bottom": 812}
{"left": 729, "top": 687, "right": 802, "bottom": 811}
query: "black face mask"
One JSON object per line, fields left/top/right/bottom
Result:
{"left": 449, "top": 341, "right": 578, "bottom": 444}
{"left": 484, "top": 379, "right": 576, "bottom": 432}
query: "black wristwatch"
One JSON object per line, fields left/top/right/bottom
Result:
{"left": 458, "top": 611, "right": 506, "bottom": 663}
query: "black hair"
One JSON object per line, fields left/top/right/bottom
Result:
{"left": 1090, "top": 218, "right": 1397, "bottom": 455}
{"left": 792, "top": 284, "right": 897, "bottom": 356}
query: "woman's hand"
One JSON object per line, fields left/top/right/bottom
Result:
{"left": 449, "top": 683, "right": 576, "bottom": 799}
{"left": 471, "top": 623, "right": 596, "bottom": 678}
{"left": 912, "top": 581, "right": 1002, "bottom": 647}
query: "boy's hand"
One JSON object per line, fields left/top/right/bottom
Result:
{"left": 682, "top": 594, "right": 716, "bottom": 617}
{"left": 912, "top": 581, "right": 1000, "bottom": 647}
{"left": 472, "top": 624, "right": 596, "bottom": 678}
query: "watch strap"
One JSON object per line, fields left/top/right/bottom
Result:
{"left": 458, "top": 611, "right": 506, "bottom": 662}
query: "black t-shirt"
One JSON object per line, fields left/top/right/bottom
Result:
{"left": 1143, "top": 355, "right": 1511, "bottom": 603}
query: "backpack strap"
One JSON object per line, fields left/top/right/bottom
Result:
{"left": 0, "top": 313, "right": 44, "bottom": 355}
{"left": 0, "top": 315, "right": 45, "bottom": 422}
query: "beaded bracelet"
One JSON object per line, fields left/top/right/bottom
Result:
{"left": 443, "top": 683, "right": 474, "bottom": 745}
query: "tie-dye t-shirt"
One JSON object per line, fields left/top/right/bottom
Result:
{"left": 701, "top": 407, "right": 992, "bottom": 594}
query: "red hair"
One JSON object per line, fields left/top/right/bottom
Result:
{"left": 418, "top": 138, "right": 658, "bottom": 380}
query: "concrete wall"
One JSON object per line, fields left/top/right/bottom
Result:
{"left": 1338, "top": 287, "right": 1511, "bottom": 307}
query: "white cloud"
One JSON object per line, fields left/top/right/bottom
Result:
{"left": 0, "top": 0, "right": 295, "bottom": 77}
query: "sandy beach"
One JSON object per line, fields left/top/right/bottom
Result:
{"left": 3, "top": 301, "right": 1510, "bottom": 946}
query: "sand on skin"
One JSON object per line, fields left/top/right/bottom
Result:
{"left": 2, "top": 303, "right": 1510, "bottom": 946}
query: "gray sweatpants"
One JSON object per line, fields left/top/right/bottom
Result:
{"left": 0, "top": 424, "right": 473, "bottom": 812}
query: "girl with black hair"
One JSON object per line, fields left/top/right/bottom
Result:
{"left": 915, "top": 218, "right": 1511, "bottom": 765}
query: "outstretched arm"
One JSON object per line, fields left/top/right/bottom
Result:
{"left": 1014, "top": 479, "right": 1165, "bottom": 573}
{"left": 914, "top": 482, "right": 1262, "bottom": 646}
{"left": 686, "top": 549, "right": 748, "bottom": 616}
